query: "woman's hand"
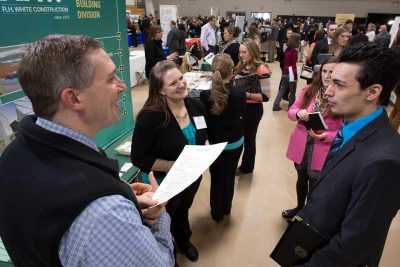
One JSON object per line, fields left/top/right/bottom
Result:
{"left": 309, "top": 129, "right": 327, "bottom": 141}
{"left": 297, "top": 109, "right": 309, "bottom": 121}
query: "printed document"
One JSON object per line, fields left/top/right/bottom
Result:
{"left": 152, "top": 142, "right": 227, "bottom": 205}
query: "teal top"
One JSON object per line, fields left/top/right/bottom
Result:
{"left": 142, "top": 122, "right": 197, "bottom": 184}
{"left": 181, "top": 122, "right": 196, "bottom": 145}
{"left": 224, "top": 136, "right": 244, "bottom": 150}
{"left": 341, "top": 107, "right": 383, "bottom": 148}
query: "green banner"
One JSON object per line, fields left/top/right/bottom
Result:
{"left": 0, "top": 0, "right": 134, "bottom": 148}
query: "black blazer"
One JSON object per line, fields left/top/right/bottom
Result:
{"left": 297, "top": 112, "right": 400, "bottom": 267}
{"left": 311, "top": 38, "right": 329, "bottom": 67}
{"left": 222, "top": 42, "right": 240, "bottom": 66}
{"left": 144, "top": 39, "right": 166, "bottom": 78}
{"left": 131, "top": 98, "right": 207, "bottom": 179}
{"left": 200, "top": 85, "right": 245, "bottom": 144}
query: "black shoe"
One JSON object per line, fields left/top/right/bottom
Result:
{"left": 272, "top": 106, "right": 282, "bottom": 111}
{"left": 281, "top": 208, "right": 300, "bottom": 219}
{"left": 179, "top": 241, "right": 199, "bottom": 262}
{"left": 235, "top": 168, "right": 252, "bottom": 175}
{"left": 211, "top": 213, "right": 223, "bottom": 223}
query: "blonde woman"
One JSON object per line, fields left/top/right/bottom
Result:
{"left": 328, "top": 27, "right": 350, "bottom": 57}
{"left": 200, "top": 54, "right": 246, "bottom": 223}
{"left": 235, "top": 39, "right": 271, "bottom": 174}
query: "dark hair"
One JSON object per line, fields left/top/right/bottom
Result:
{"left": 287, "top": 33, "right": 301, "bottom": 49}
{"left": 314, "top": 30, "right": 325, "bottom": 42}
{"left": 338, "top": 42, "right": 400, "bottom": 106}
{"left": 138, "top": 60, "right": 178, "bottom": 126}
{"left": 358, "top": 24, "right": 366, "bottom": 33}
{"left": 248, "top": 25, "right": 261, "bottom": 41}
{"left": 301, "top": 57, "right": 338, "bottom": 110}
{"left": 208, "top": 15, "right": 216, "bottom": 22}
{"left": 148, "top": 25, "right": 163, "bottom": 39}
{"left": 345, "top": 19, "right": 353, "bottom": 25}
{"left": 18, "top": 34, "right": 101, "bottom": 119}
{"left": 225, "top": 25, "right": 241, "bottom": 38}
{"left": 178, "top": 23, "right": 185, "bottom": 32}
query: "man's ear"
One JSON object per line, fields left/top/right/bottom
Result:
{"left": 59, "top": 88, "right": 84, "bottom": 111}
{"left": 366, "top": 84, "right": 382, "bottom": 102}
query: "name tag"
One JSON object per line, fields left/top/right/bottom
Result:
{"left": 193, "top": 116, "right": 207, "bottom": 129}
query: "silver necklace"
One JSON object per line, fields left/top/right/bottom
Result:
{"left": 175, "top": 112, "right": 188, "bottom": 123}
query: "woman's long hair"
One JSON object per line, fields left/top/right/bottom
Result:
{"left": 148, "top": 25, "right": 163, "bottom": 40}
{"left": 329, "top": 27, "right": 349, "bottom": 54}
{"left": 287, "top": 33, "right": 301, "bottom": 49}
{"left": 248, "top": 25, "right": 261, "bottom": 41}
{"left": 301, "top": 57, "right": 337, "bottom": 115}
{"left": 137, "top": 60, "right": 177, "bottom": 126}
{"left": 209, "top": 54, "right": 234, "bottom": 115}
{"left": 234, "top": 38, "right": 264, "bottom": 74}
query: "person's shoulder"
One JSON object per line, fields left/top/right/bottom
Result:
{"left": 137, "top": 109, "right": 164, "bottom": 122}
{"left": 257, "top": 64, "right": 270, "bottom": 75}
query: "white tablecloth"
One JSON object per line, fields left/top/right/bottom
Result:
{"left": 129, "top": 51, "right": 145, "bottom": 86}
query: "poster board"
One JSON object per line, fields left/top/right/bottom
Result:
{"left": 160, "top": 5, "right": 178, "bottom": 45}
{"left": 211, "top": 7, "right": 220, "bottom": 17}
{"left": 235, "top": 15, "right": 246, "bottom": 32}
{"left": 389, "top": 16, "right": 400, "bottom": 47}
{"left": 0, "top": 0, "right": 134, "bottom": 150}
{"left": 335, "top": 14, "right": 355, "bottom": 25}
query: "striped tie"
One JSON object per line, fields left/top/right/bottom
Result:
{"left": 325, "top": 130, "right": 344, "bottom": 162}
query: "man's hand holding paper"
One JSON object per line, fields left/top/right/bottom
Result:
{"left": 152, "top": 143, "right": 227, "bottom": 205}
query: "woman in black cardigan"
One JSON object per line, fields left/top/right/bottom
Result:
{"left": 220, "top": 25, "right": 241, "bottom": 66}
{"left": 200, "top": 54, "right": 246, "bottom": 223}
{"left": 144, "top": 25, "right": 177, "bottom": 78}
{"left": 131, "top": 61, "right": 207, "bottom": 263}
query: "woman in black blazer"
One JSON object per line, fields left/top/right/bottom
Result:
{"left": 221, "top": 25, "right": 241, "bottom": 66}
{"left": 144, "top": 25, "right": 177, "bottom": 78}
{"left": 131, "top": 60, "right": 207, "bottom": 263}
{"left": 200, "top": 54, "right": 246, "bottom": 223}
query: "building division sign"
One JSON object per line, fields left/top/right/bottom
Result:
{"left": 0, "top": 0, "right": 134, "bottom": 151}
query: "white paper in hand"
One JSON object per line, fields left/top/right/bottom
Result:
{"left": 289, "top": 66, "right": 295, "bottom": 82}
{"left": 152, "top": 142, "right": 227, "bottom": 205}
{"left": 204, "top": 52, "right": 215, "bottom": 65}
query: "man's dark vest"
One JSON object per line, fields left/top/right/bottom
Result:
{"left": 0, "top": 116, "right": 142, "bottom": 267}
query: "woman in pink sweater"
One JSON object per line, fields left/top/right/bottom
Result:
{"left": 282, "top": 57, "right": 344, "bottom": 219}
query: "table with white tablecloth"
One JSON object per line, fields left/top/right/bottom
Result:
{"left": 129, "top": 51, "right": 146, "bottom": 87}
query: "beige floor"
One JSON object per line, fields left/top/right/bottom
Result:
{"left": 130, "top": 49, "right": 400, "bottom": 267}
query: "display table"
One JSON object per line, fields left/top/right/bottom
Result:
{"left": 185, "top": 38, "right": 201, "bottom": 49}
{"left": 129, "top": 50, "right": 146, "bottom": 86}
{"left": 137, "top": 32, "right": 144, "bottom": 45}
{"left": 183, "top": 71, "right": 212, "bottom": 98}
{"left": 200, "top": 60, "right": 212, "bottom": 71}
{"left": 104, "top": 131, "right": 140, "bottom": 183}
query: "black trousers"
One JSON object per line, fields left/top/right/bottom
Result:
{"left": 210, "top": 145, "right": 243, "bottom": 220}
{"left": 166, "top": 177, "right": 202, "bottom": 245}
{"left": 239, "top": 106, "right": 263, "bottom": 173}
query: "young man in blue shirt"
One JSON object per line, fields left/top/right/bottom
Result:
{"left": 294, "top": 42, "right": 400, "bottom": 267}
